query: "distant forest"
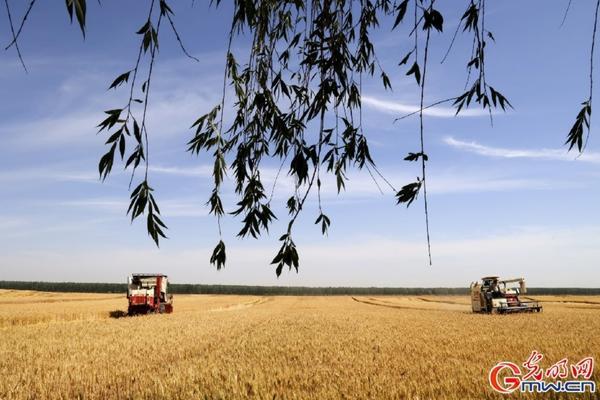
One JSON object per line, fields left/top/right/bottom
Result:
{"left": 1, "top": 281, "right": 599, "bottom": 296}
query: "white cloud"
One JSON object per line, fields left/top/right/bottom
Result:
{"left": 0, "top": 163, "right": 212, "bottom": 184}
{"left": 427, "top": 174, "right": 559, "bottom": 193}
{"left": 1, "top": 90, "right": 217, "bottom": 150}
{"left": 149, "top": 165, "right": 212, "bottom": 177}
{"left": 444, "top": 136, "right": 600, "bottom": 163}
{"left": 1, "top": 55, "right": 224, "bottom": 151}
{"left": 0, "top": 216, "right": 30, "bottom": 231}
{"left": 362, "top": 95, "right": 490, "bottom": 118}
{"left": 160, "top": 199, "right": 208, "bottom": 218}
{"left": 0, "top": 217, "right": 122, "bottom": 239}
{"left": 1, "top": 112, "right": 100, "bottom": 148}
{"left": 0, "top": 166, "right": 98, "bottom": 183}
{"left": 316, "top": 168, "right": 571, "bottom": 197}
{"left": 60, "top": 199, "right": 127, "bottom": 212}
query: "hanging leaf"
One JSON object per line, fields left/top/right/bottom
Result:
{"left": 381, "top": 71, "right": 392, "bottom": 90}
{"left": 392, "top": 0, "right": 409, "bottom": 30}
{"left": 423, "top": 8, "right": 444, "bottom": 32}
{"left": 395, "top": 180, "right": 422, "bottom": 207}
{"left": 108, "top": 71, "right": 131, "bottom": 90}
{"left": 406, "top": 62, "right": 421, "bottom": 85}
{"left": 315, "top": 213, "right": 331, "bottom": 235}
{"left": 565, "top": 101, "right": 592, "bottom": 152}
{"left": 398, "top": 50, "right": 413, "bottom": 66}
{"left": 210, "top": 240, "right": 227, "bottom": 270}
{"left": 65, "top": 0, "right": 87, "bottom": 37}
{"left": 404, "top": 152, "right": 428, "bottom": 162}
{"left": 271, "top": 234, "right": 299, "bottom": 277}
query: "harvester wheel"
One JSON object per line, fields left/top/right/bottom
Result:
{"left": 159, "top": 304, "right": 166, "bottom": 314}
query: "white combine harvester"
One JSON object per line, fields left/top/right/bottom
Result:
{"left": 470, "top": 276, "right": 542, "bottom": 314}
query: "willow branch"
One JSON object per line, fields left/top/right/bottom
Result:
{"left": 4, "top": 0, "right": 36, "bottom": 51}
{"left": 420, "top": 25, "right": 432, "bottom": 266}
{"left": 582, "top": 0, "right": 600, "bottom": 152}
{"left": 3, "top": 0, "right": 27, "bottom": 72}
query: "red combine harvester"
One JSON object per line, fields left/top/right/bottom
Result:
{"left": 127, "top": 273, "right": 173, "bottom": 315}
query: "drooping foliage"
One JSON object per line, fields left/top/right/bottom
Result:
{"left": 3, "top": 0, "right": 599, "bottom": 276}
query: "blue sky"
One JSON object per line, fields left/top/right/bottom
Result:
{"left": 1, "top": 1, "right": 599, "bottom": 287}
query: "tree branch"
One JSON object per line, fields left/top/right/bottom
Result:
{"left": 4, "top": 0, "right": 36, "bottom": 51}
{"left": 3, "top": 0, "right": 28, "bottom": 72}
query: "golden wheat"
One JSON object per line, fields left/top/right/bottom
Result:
{"left": 0, "top": 289, "right": 598, "bottom": 399}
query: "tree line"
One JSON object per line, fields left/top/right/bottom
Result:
{"left": 1, "top": 281, "right": 599, "bottom": 296}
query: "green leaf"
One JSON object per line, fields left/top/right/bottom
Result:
{"left": 147, "top": 212, "right": 168, "bottom": 247}
{"left": 118, "top": 135, "right": 126, "bottom": 159}
{"left": 406, "top": 62, "right": 421, "bottom": 85}
{"left": 398, "top": 51, "right": 413, "bottom": 66}
{"left": 335, "top": 169, "right": 347, "bottom": 193}
{"left": 98, "top": 143, "right": 116, "bottom": 181}
{"left": 160, "top": 0, "right": 174, "bottom": 15}
{"left": 151, "top": 27, "right": 159, "bottom": 50}
{"left": 271, "top": 235, "right": 299, "bottom": 276}
{"left": 461, "top": 4, "right": 479, "bottom": 32}
{"left": 108, "top": 71, "right": 131, "bottom": 90}
{"left": 565, "top": 101, "right": 591, "bottom": 152}
{"left": 404, "top": 152, "right": 428, "bottom": 162}
{"left": 74, "top": 0, "right": 86, "bottom": 37}
{"left": 210, "top": 240, "right": 227, "bottom": 270}
{"left": 65, "top": 0, "right": 87, "bottom": 37}
{"left": 207, "top": 190, "right": 224, "bottom": 216}
{"left": 133, "top": 120, "right": 142, "bottom": 143}
{"left": 65, "top": 0, "right": 73, "bottom": 21}
{"left": 315, "top": 213, "right": 331, "bottom": 235}
{"left": 143, "top": 30, "right": 152, "bottom": 52}
{"left": 286, "top": 197, "right": 297, "bottom": 215}
{"left": 423, "top": 8, "right": 443, "bottom": 32}
{"left": 97, "top": 109, "right": 123, "bottom": 132}
{"left": 392, "top": 0, "right": 409, "bottom": 30}
{"left": 395, "top": 180, "right": 422, "bottom": 207}
{"left": 137, "top": 21, "right": 151, "bottom": 35}
{"left": 381, "top": 71, "right": 392, "bottom": 90}
{"left": 126, "top": 181, "right": 168, "bottom": 247}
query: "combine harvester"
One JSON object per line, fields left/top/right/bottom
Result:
{"left": 127, "top": 273, "right": 174, "bottom": 315}
{"left": 470, "top": 276, "right": 542, "bottom": 314}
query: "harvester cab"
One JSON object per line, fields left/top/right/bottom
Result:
{"left": 127, "top": 273, "right": 173, "bottom": 315}
{"left": 470, "top": 276, "right": 542, "bottom": 314}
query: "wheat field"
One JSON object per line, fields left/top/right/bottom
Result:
{"left": 0, "top": 289, "right": 598, "bottom": 399}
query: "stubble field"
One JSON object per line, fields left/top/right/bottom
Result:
{"left": 0, "top": 289, "right": 598, "bottom": 399}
